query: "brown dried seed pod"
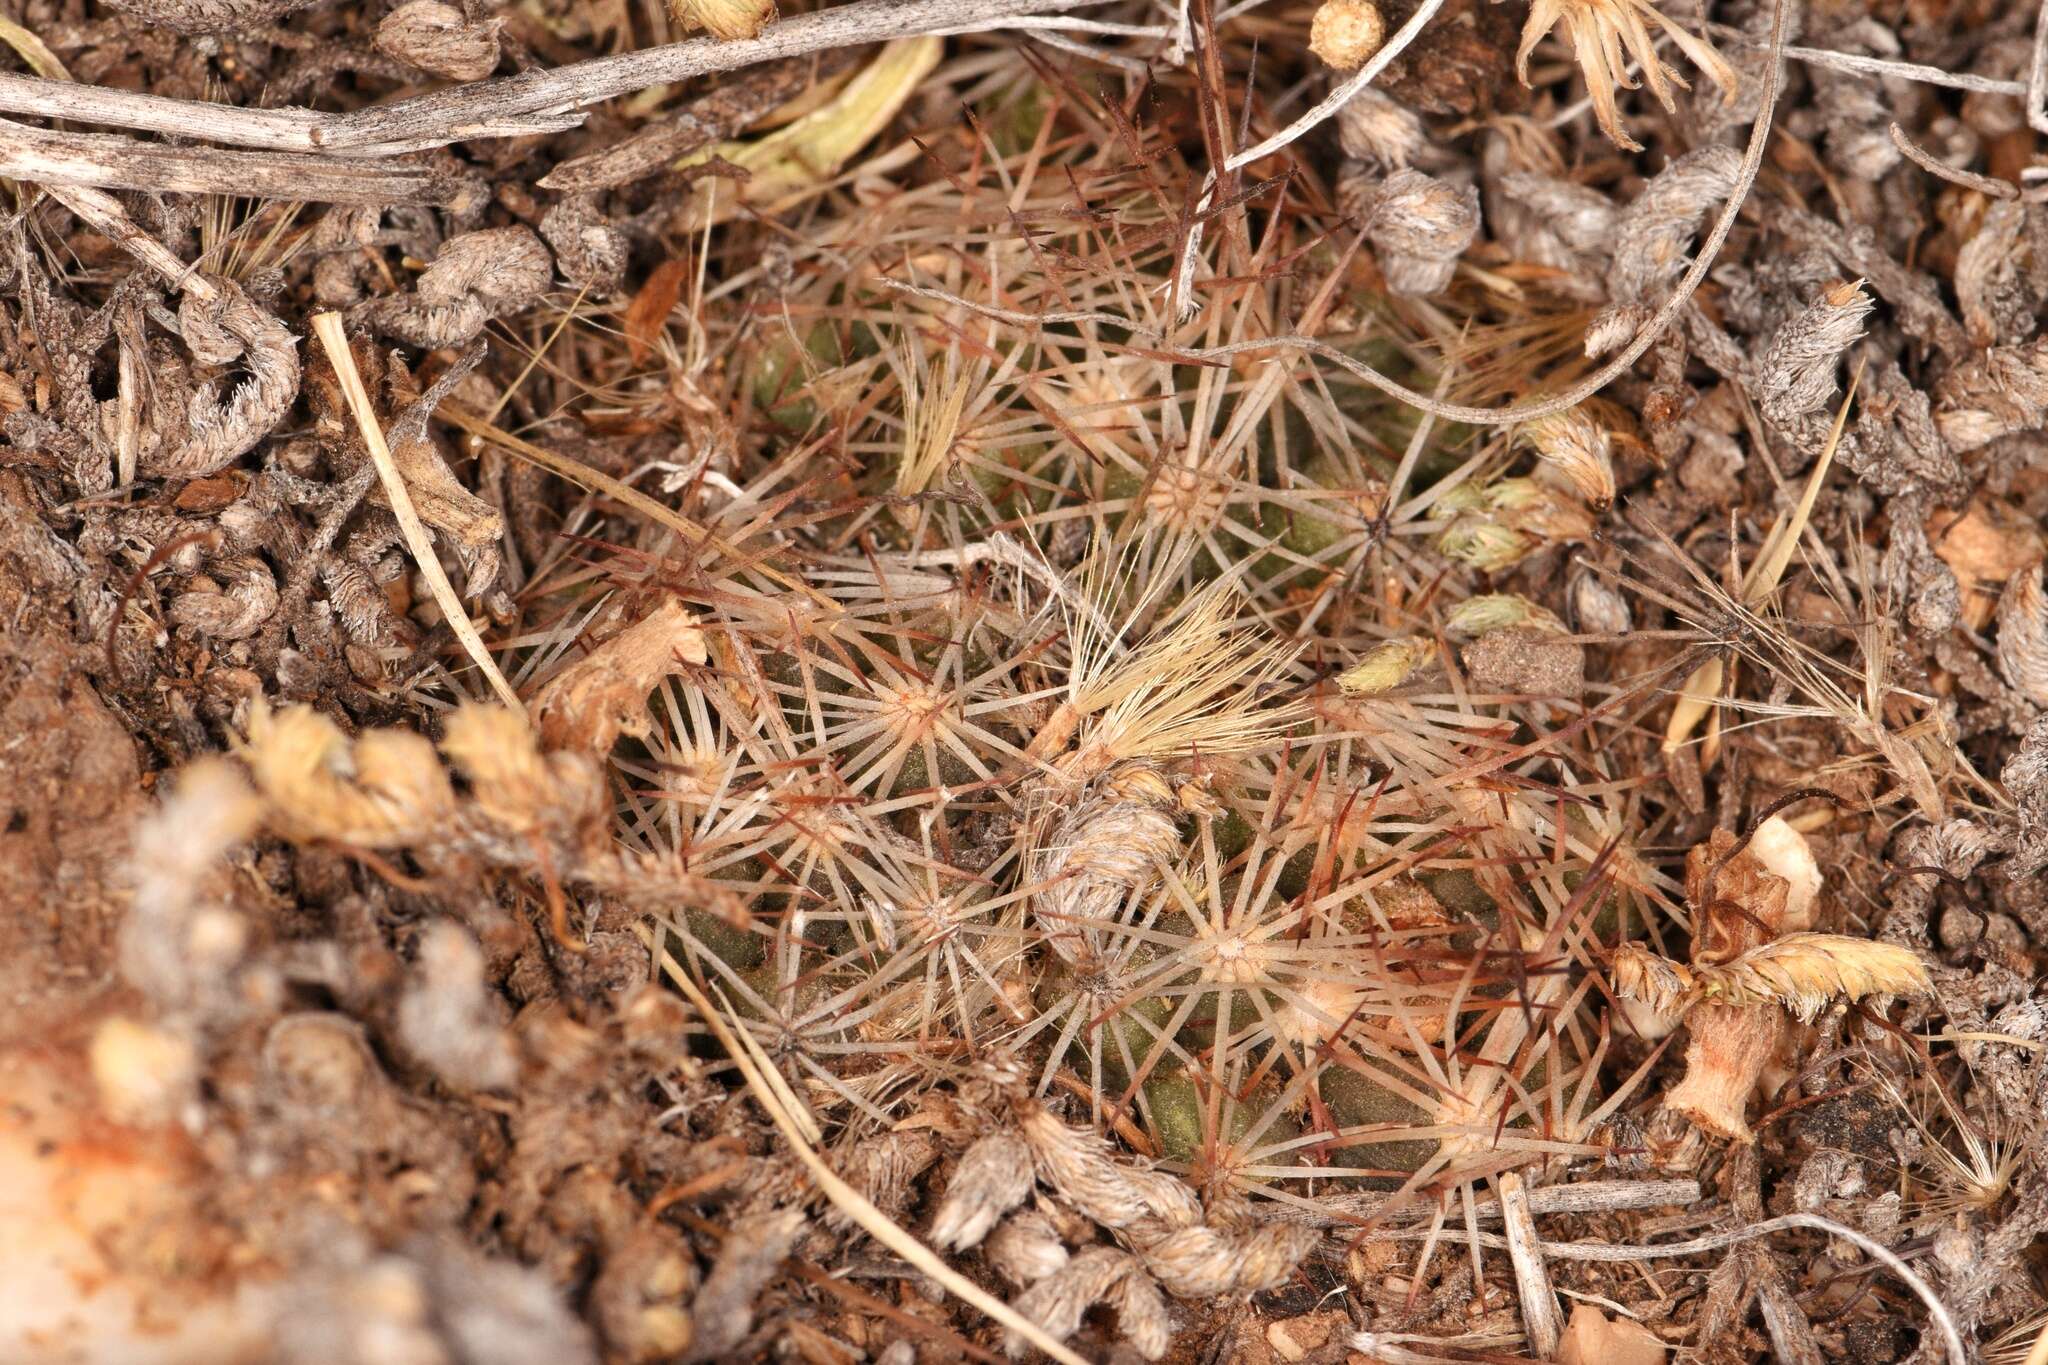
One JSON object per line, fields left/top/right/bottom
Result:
{"left": 440, "top": 703, "right": 609, "bottom": 850}
{"left": 98, "top": 0, "right": 321, "bottom": 33}
{"left": 1030, "top": 762, "right": 1180, "bottom": 968}
{"left": 1309, "top": 0, "right": 1384, "bottom": 70}
{"left": 682, "top": 1207, "right": 802, "bottom": 1362}
{"left": 1135, "top": 1220, "right": 1322, "bottom": 1299}
{"left": 540, "top": 197, "right": 630, "bottom": 295}
{"left": 529, "top": 599, "right": 708, "bottom": 753}
{"left": 1518, "top": 405, "right": 1616, "bottom": 509}
{"left": 2003, "top": 716, "right": 2048, "bottom": 878}
{"left": 169, "top": 554, "right": 278, "bottom": 640}
{"left": 1594, "top": 145, "right": 1742, "bottom": 331}
{"left": 376, "top": 0, "right": 504, "bottom": 82}
{"left": 1104, "top": 1265, "right": 1171, "bottom": 1360}
{"left": 398, "top": 922, "right": 518, "bottom": 1090}
{"left": 1996, "top": 567, "right": 2048, "bottom": 705}
{"left": 1005, "top": 1247, "right": 1145, "bottom": 1360}
{"left": 1014, "top": 1102, "right": 1201, "bottom": 1231}
{"left": 1935, "top": 336, "right": 2048, "bottom": 453}
{"left": 1955, "top": 198, "right": 2029, "bottom": 349}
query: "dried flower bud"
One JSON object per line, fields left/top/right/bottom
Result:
{"left": 1360, "top": 169, "right": 1481, "bottom": 297}
{"left": 1613, "top": 934, "right": 1931, "bottom": 1025}
{"left": 1755, "top": 281, "right": 1872, "bottom": 430}
{"left": 1518, "top": 405, "right": 1616, "bottom": 510}
{"left": 1997, "top": 566, "right": 2048, "bottom": 705}
{"left": 1439, "top": 519, "right": 1536, "bottom": 574}
{"left": 375, "top": 0, "right": 504, "bottom": 82}
{"left": 1444, "top": 593, "right": 1565, "bottom": 638}
{"left": 1337, "top": 89, "right": 1424, "bottom": 168}
{"left": 1439, "top": 478, "right": 1599, "bottom": 571}
{"left": 1569, "top": 569, "right": 1632, "bottom": 634}
{"left": 1337, "top": 638, "right": 1435, "bottom": 694}
{"left": 1309, "top": 0, "right": 1384, "bottom": 70}
{"left": 667, "top": 0, "right": 774, "bottom": 40}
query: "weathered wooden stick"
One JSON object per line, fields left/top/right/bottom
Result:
{"left": 0, "top": 0, "right": 1110, "bottom": 158}
{"left": 1499, "top": 1172, "right": 1562, "bottom": 1360}
{"left": 1, "top": 118, "right": 460, "bottom": 206}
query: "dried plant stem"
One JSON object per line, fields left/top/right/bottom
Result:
{"left": 645, "top": 935, "right": 1094, "bottom": 1365}
{"left": 2024, "top": 0, "right": 2048, "bottom": 134}
{"left": 0, "top": 0, "right": 1110, "bottom": 157}
{"left": 310, "top": 314, "right": 522, "bottom": 711}
{"left": 1711, "top": 27, "right": 2030, "bottom": 98}
{"left": 1498, "top": 1172, "right": 1560, "bottom": 1359}
{"left": 1888, "top": 121, "right": 2017, "bottom": 200}
{"left": 43, "top": 183, "right": 217, "bottom": 301}
{"left": 1222, "top": 0, "right": 1444, "bottom": 172}
{"left": 1291, "top": 1179, "right": 1701, "bottom": 1229}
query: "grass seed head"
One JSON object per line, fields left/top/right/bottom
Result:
{"left": 1518, "top": 405, "right": 1616, "bottom": 510}
{"left": 1337, "top": 638, "right": 1436, "bottom": 695}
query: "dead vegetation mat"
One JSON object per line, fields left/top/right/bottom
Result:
{"left": 4, "top": 0, "right": 2048, "bottom": 1360}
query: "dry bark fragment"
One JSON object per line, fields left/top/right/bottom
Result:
{"left": 98, "top": 0, "right": 322, "bottom": 34}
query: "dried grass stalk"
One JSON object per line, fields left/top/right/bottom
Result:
{"left": 309, "top": 313, "right": 521, "bottom": 709}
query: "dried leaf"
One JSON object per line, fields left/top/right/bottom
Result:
{"left": 626, "top": 259, "right": 691, "bottom": 366}
{"left": 529, "top": 599, "right": 708, "bottom": 753}
{"left": 1557, "top": 1304, "right": 1666, "bottom": 1365}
